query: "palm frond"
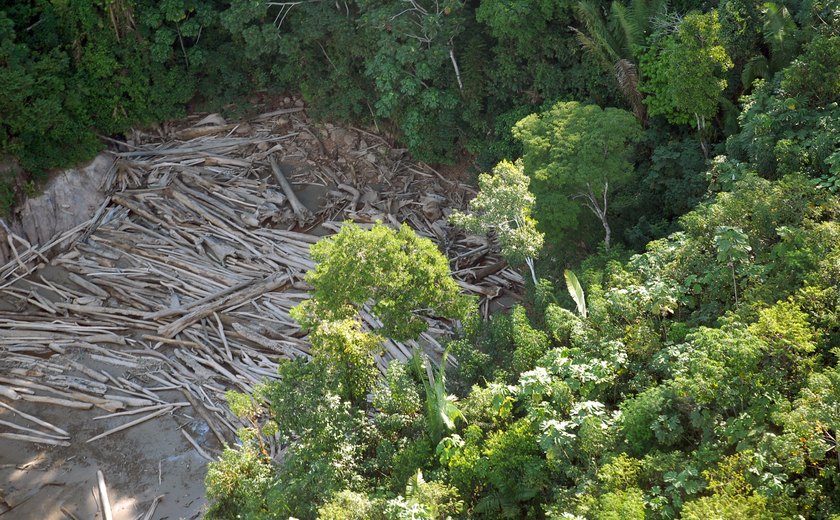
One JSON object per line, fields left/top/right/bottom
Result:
{"left": 571, "top": 27, "right": 613, "bottom": 69}
{"left": 574, "top": 0, "right": 620, "bottom": 63}
{"left": 741, "top": 54, "right": 769, "bottom": 89}
{"left": 413, "top": 350, "right": 462, "bottom": 443}
{"left": 614, "top": 58, "right": 647, "bottom": 123}
{"left": 564, "top": 269, "right": 588, "bottom": 318}
{"left": 611, "top": 2, "right": 641, "bottom": 56}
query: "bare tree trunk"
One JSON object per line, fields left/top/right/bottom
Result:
{"left": 730, "top": 260, "right": 739, "bottom": 305}
{"left": 577, "top": 181, "right": 612, "bottom": 251}
{"left": 525, "top": 257, "right": 538, "bottom": 286}
{"left": 449, "top": 44, "right": 463, "bottom": 91}
{"left": 602, "top": 219, "right": 611, "bottom": 252}
{"left": 695, "top": 113, "right": 709, "bottom": 160}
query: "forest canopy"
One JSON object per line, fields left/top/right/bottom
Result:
{"left": 2, "top": 0, "right": 839, "bottom": 518}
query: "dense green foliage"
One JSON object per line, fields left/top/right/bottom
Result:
{"left": 202, "top": 0, "right": 840, "bottom": 517}
{"left": 513, "top": 101, "right": 643, "bottom": 250}
{"left": 292, "top": 222, "right": 473, "bottom": 342}
{"left": 0, "top": 0, "right": 620, "bottom": 210}
{"left": 450, "top": 159, "right": 544, "bottom": 283}
{"left": 208, "top": 171, "right": 840, "bottom": 517}
{"left": 11, "top": 0, "right": 838, "bottom": 517}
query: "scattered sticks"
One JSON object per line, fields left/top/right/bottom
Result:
{"left": 0, "top": 107, "right": 524, "bottom": 478}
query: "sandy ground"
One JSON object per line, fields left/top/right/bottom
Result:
{"left": 0, "top": 359, "right": 211, "bottom": 519}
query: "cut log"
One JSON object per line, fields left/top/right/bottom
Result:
{"left": 19, "top": 395, "right": 93, "bottom": 409}
{"left": 158, "top": 273, "right": 289, "bottom": 338}
{"left": 471, "top": 260, "right": 507, "bottom": 282}
{"left": 269, "top": 156, "right": 312, "bottom": 224}
{"left": 0, "top": 401, "right": 69, "bottom": 436}
{"left": 180, "top": 388, "right": 229, "bottom": 447}
{"left": 86, "top": 407, "right": 172, "bottom": 443}
{"left": 180, "top": 428, "right": 214, "bottom": 461}
{"left": 0, "top": 385, "right": 20, "bottom": 400}
{"left": 0, "top": 432, "right": 70, "bottom": 447}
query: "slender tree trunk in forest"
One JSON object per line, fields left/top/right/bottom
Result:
{"left": 729, "top": 259, "right": 739, "bottom": 305}
{"left": 695, "top": 113, "right": 709, "bottom": 160}
{"left": 577, "top": 181, "right": 612, "bottom": 251}
{"left": 602, "top": 218, "right": 612, "bottom": 252}
{"left": 525, "top": 256, "right": 538, "bottom": 285}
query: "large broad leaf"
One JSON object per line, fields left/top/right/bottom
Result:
{"left": 564, "top": 269, "right": 587, "bottom": 318}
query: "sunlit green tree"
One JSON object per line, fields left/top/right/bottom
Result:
{"left": 514, "top": 101, "right": 642, "bottom": 250}
{"left": 450, "top": 159, "right": 544, "bottom": 284}
{"left": 293, "top": 222, "right": 473, "bottom": 342}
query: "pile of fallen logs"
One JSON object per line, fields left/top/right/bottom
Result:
{"left": 0, "top": 106, "right": 524, "bottom": 460}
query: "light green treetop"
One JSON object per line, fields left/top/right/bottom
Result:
{"left": 307, "top": 318, "right": 382, "bottom": 404}
{"left": 292, "top": 222, "right": 474, "bottom": 342}
{"left": 641, "top": 11, "right": 733, "bottom": 136}
{"left": 450, "top": 159, "right": 544, "bottom": 284}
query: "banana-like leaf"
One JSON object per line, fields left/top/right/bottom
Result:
{"left": 564, "top": 269, "right": 588, "bottom": 318}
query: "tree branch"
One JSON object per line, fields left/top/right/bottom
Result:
{"left": 449, "top": 44, "right": 463, "bottom": 90}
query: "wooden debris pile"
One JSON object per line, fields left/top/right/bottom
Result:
{"left": 0, "top": 107, "right": 524, "bottom": 460}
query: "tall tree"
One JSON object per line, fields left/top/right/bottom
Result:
{"left": 513, "top": 101, "right": 642, "bottom": 251}
{"left": 713, "top": 225, "right": 751, "bottom": 305}
{"left": 640, "top": 11, "right": 733, "bottom": 157}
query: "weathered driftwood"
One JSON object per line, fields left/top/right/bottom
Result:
{"left": 97, "top": 470, "right": 114, "bottom": 520}
{"left": 0, "top": 401, "right": 69, "bottom": 436}
{"left": 0, "top": 432, "right": 71, "bottom": 447}
{"left": 158, "top": 274, "right": 289, "bottom": 338}
{"left": 142, "top": 494, "right": 165, "bottom": 520}
{"left": 19, "top": 395, "right": 93, "bottom": 410}
{"left": 94, "top": 402, "right": 188, "bottom": 421}
{"left": 65, "top": 359, "right": 110, "bottom": 383}
{"left": 180, "top": 428, "right": 214, "bottom": 461}
{"left": 0, "top": 385, "right": 20, "bottom": 400}
{"left": 0, "top": 418, "right": 70, "bottom": 440}
{"left": 0, "top": 106, "right": 526, "bottom": 475}
{"left": 180, "top": 388, "right": 229, "bottom": 447}
{"left": 269, "top": 155, "right": 312, "bottom": 224}
{"left": 86, "top": 407, "right": 172, "bottom": 443}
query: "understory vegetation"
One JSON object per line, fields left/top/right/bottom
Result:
{"left": 3, "top": 0, "right": 839, "bottom": 518}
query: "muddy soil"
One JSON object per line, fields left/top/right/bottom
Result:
{"left": 0, "top": 357, "right": 210, "bottom": 519}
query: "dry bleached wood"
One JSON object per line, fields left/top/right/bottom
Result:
{"left": 19, "top": 395, "right": 93, "bottom": 410}
{"left": 180, "top": 428, "right": 214, "bottom": 461}
{"left": 0, "top": 418, "right": 70, "bottom": 440}
{"left": 142, "top": 494, "right": 165, "bottom": 520}
{"left": 0, "top": 108, "right": 526, "bottom": 475}
{"left": 145, "top": 276, "right": 261, "bottom": 320}
{"left": 86, "top": 406, "right": 172, "bottom": 443}
{"left": 158, "top": 273, "right": 289, "bottom": 338}
{"left": 0, "top": 432, "right": 71, "bottom": 447}
{"left": 0, "top": 385, "right": 20, "bottom": 400}
{"left": 231, "top": 322, "right": 308, "bottom": 358}
{"left": 180, "top": 388, "right": 229, "bottom": 446}
{"left": 0, "top": 401, "right": 69, "bottom": 436}
{"left": 269, "top": 155, "right": 312, "bottom": 224}
{"left": 97, "top": 470, "right": 113, "bottom": 520}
